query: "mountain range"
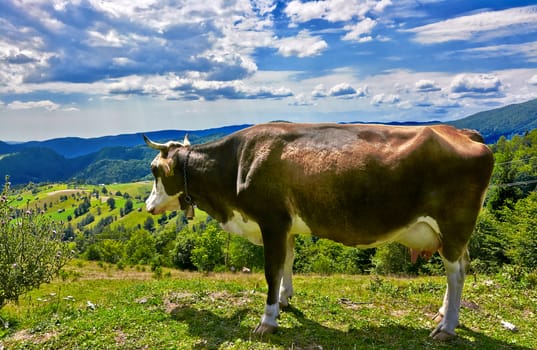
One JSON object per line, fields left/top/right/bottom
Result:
{"left": 2, "top": 99, "right": 536, "bottom": 185}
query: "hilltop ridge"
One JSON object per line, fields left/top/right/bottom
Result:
{"left": 1, "top": 99, "right": 536, "bottom": 184}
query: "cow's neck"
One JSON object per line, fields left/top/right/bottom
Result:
{"left": 179, "top": 140, "right": 238, "bottom": 223}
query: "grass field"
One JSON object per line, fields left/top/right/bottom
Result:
{"left": 9, "top": 182, "right": 211, "bottom": 233}
{"left": 1, "top": 261, "right": 535, "bottom": 349}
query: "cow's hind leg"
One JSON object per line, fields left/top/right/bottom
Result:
{"left": 279, "top": 234, "right": 295, "bottom": 307}
{"left": 430, "top": 249, "right": 469, "bottom": 341}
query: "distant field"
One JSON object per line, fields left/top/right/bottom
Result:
{"left": 8, "top": 182, "right": 210, "bottom": 233}
{"left": 1, "top": 260, "right": 535, "bottom": 349}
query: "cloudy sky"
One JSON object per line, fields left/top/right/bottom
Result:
{"left": 1, "top": 0, "right": 537, "bottom": 141}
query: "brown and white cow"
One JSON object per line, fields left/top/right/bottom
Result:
{"left": 144, "top": 123, "right": 494, "bottom": 340}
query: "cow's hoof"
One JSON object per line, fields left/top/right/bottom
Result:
{"left": 254, "top": 323, "right": 278, "bottom": 335}
{"left": 432, "top": 312, "right": 444, "bottom": 323}
{"left": 430, "top": 327, "right": 456, "bottom": 341}
{"left": 279, "top": 300, "right": 291, "bottom": 310}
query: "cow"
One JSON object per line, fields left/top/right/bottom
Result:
{"left": 144, "top": 123, "right": 494, "bottom": 341}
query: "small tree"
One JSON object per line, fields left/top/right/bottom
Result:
{"left": 125, "top": 230, "right": 156, "bottom": 265}
{"left": 143, "top": 216, "right": 155, "bottom": 232}
{"left": 0, "top": 176, "right": 72, "bottom": 314}
{"left": 372, "top": 242, "right": 416, "bottom": 275}
{"left": 191, "top": 224, "right": 226, "bottom": 272}
{"left": 106, "top": 197, "right": 116, "bottom": 211}
{"left": 124, "top": 199, "right": 134, "bottom": 215}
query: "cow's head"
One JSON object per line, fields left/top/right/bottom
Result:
{"left": 144, "top": 134, "right": 191, "bottom": 214}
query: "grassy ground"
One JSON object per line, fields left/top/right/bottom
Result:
{"left": 1, "top": 261, "right": 535, "bottom": 349}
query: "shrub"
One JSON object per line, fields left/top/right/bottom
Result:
{"left": 468, "top": 209, "right": 509, "bottom": 273}
{"left": 191, "top": 224, "right": 226, "bottom": 272}
{"left": 372, "top": 243, "right": 415, "bottom": 275}
{"left": 99, "top": 239, "right": 125, "bottom": 264}
{"left": 0, "top": 176, "right": 72, "bottom": 309}
{"left": 172, "top": 227, "right": 197, "bottom": 270}
{"left": 504, "top": 193, "right": 537, "bottom": 269}
{"left": 228, "top": 235, "right": 264, "bottom": 271}
{"left": 125, "top": 230, "right": 156, "bottom": 265}
{"left": 294, "top": 236, "right": 373, "bottom": 274}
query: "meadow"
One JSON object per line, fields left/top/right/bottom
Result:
{"left": 1, "top": 260, "right": 536, "bottom": 349}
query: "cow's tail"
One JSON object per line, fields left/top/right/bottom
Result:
{"left": 460, "top": 129, "right": 485, "bottom": 144}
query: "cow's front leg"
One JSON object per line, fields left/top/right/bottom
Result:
{"left": 254, "top": 219, "right": 290, "bottom": 335}
{"left": 279, "top": 234, "right": 295, "bottom": 307}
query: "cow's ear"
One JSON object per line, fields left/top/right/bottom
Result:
{"left": 183, "top": 134, "right": 191, "bottom": 147}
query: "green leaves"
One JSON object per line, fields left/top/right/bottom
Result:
{"left": 0, "top": 177, "right": 72, "bottom": 309}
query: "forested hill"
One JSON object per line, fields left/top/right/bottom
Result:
{"left": 1, "top": 99, "right": 537, "bottom": 184}
{"left": 1, "top": 124, "right": 251, "bottom": 158}
{"left": 0, "top": 125, "right": 251, "bottom": 185}
{"left": 448, "top": 98, "right": 537, "bottom": 144}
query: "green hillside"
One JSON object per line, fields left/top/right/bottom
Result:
{"left": 0, "top": 127, "right": 248, "bottom": 185}
{"left": 11, "top": 182, "right": 208, "bottom": 237}
{"left": 448, "top": 98, "right": 537, "bottom": 143}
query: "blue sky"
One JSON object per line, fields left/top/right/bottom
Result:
{"left": 1, "top": 0, "right": 537, "bottom": 141}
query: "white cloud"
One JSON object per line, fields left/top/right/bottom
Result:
{"left": 107, "top": 73, "right": 294, "bottom": 101}
{"left": 0, "top": 36, "right": 55, "bottom": 88}
{"left": 284, "top": 0, "right": 389, "bottom": 23}
{"left": 7, "top": 100, "right": 60, "bottom": 111}
{"left": 310, "top": 82, "right": 367, "bottom": 99}
{"left": 374, "top": 0, "right": 392, "bottom": 13}
{"left": 342, "top": 18, "right": 377, "bottom": 42}
{"left": 284, "top": 0, "right": 390, "bottom": 42}
{"left": 311, "top": 84, "right": 328, "bottom": 98}
{"left": 329, "top": 82, "right": 357, "bottom": 96}
{"left": 289, "top": 93, "right": 316, "bottom": 106}
{"left": 11, "top": 1, "right": 65, "bottom": 32}
{"left": 276, "top": 30, "right": 328, "bottom": 58}
{"left": 252, "top": 0, "right": 277, "bottom": 16}
{"left": 86, "top": 29, "right": 127, "bottom": 48}
{"left": 415, "top": 79, "right": 441, "bottom": 92}
{"left": 108, "top": 75, "right": 149, "bottom": 95}
{"left": 449, "top": 41, "right": 537, "bottom": 63}
{"left": 450, "top": 74, "right": 502, "bottom": 95}
{"left": 407, "top": 5, "right": 537, "bottom": 44}
{"left": 371, "top": 93, "right": 400, "bottom": 106}
{"left": 195, "top": 51, "right": 258, "bottom": 80}
{"left": 113, "top": 57, "right": 136, "bottom": 66}
{"left": 285, "top": 0, "right": 326, "bottom": 23}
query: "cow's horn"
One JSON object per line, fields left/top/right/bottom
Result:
{"left": 183, "top": 134, "right": 191, "bottom": 147}
{"left": 143, "top": 135, "right": 168, "bottom": 151}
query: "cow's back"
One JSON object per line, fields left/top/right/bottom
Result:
{"left": 234, "top": 123, "right": 493, "bottom": 248}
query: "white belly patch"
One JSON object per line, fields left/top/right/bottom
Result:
{"left": 394, "top": 216, "right": 442, "bottom": 251}
{"left": 354, "top": 216, "right": 442, "bottom": 250}
{"left": 221, "top": 211, "right": 312, "bottom": 246}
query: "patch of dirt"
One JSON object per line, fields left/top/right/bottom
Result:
{"left": 337, "top": 298, "right": 374, "bottom": 310}
{"left": 114, "top": 329, "right": 127, "bottom": 346}
{"left": 9, "top": 329, "right": 58, "bottom": 344}
{"left": 47, "top": 189, "right": 87, "bottom": 197}
{"left": 162, "top": 290, "right": 257, "bottom": 315}
{"left": 163, "top": 292, "right": 194, "bottom": 313}
{"left": 390, "top": 309, "right": 409, "bottom": 318}
{"left": 461, "top": 300, "right": 480, "bottom": 311}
